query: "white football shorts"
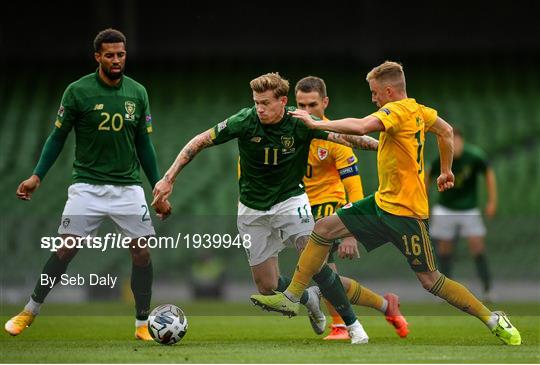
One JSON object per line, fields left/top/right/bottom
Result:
{"left": 58, "top": 183, "right": 155, "bottom": 238}
{"left": 430, "top": 204, "right": 486, "bottom": 240}
{"left": 237, "top": 193, "right": 314, "bottom": 266}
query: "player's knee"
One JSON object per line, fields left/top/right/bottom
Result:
{"left": 130, "top": 239, "right": 151, "bottom": 266}
{"left": 436, "top": 241, "right": 454, "bottom": 256}
{"left": 469, "top": 241, "right": 485, "bottom": 256}
{"left": 417, "top": 271, "right": 439, "bottom": 291}
{"left": 421, "top": 279, "right": 434, "bottom": 291}
{"left": 132, "top": 250, "right": 151, "bottom": 266}
{"left": 313, "top": 218, "right": 333, "bottom": 240}
{"left": 294, "top": 235, "right": 309, "bottom": 252}
{"left": 55, "top": 246, "right": 78, "bottom": 262}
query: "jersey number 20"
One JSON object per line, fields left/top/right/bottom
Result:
{"left": 98, "top": 112, "right": 124, "bottom": 131}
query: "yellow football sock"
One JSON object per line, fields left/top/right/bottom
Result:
{"left": 346, "top": 279, "right": 384, "bottom": 311}
{"left": 324, "top": 298, "right": 346, "bottom": 326}
{"left": 287, "top": 232, "right": 332, "bottom": 299}
{"left": 430, "top": 274, "right": 492, "bottom": 323}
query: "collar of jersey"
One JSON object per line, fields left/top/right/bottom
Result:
{"left": 95, "top": 68, "right": 123, "bottom": 90}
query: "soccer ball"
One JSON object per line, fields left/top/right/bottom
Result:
{"left": 148, "top": 304, "right": 188, "bottom": 345}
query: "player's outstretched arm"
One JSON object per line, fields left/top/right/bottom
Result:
{"left": 152, "top": 129, "right": 215, "bottom": 205}
{"left": 427, "top": 116, "right": 454, "bottom": 192}
{"left": 327, "top": 133, "right": 379, "bottom": 151}
{"left": 288, "top": 109, "right": 384, "bottom": 135}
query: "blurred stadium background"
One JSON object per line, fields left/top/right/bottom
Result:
{"left": 1, "top": 1, "right": 539, "bottom": 308}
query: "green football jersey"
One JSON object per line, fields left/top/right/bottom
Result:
{"left": 430, "top": 144, "right": 489, "bottom": 210}
{"left": 54, "top": 70, "right": 154, "bottom": 185}
{"left": 211, "top": 106, "right": 329, "bottom": 211}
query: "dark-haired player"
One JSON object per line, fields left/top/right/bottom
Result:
{"left": 5, "top": 28, "right": 170, "bottom": 340}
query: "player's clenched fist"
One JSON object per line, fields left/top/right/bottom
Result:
{"left": 436, "top": 172, "right": 455, "bottom": 192}
{"left": 16, "top": 175, "right": 41, "bottom": 200}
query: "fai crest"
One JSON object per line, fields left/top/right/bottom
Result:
{"left": 317, "top": 147, "right": 329, "bottom": 160}
{"left": 281, "top": 135, "right": 294, "bottom": 149}
{"left": 125, "top": 101, "right": 136, "bottom": 121}
{"left": 62, "top": 217, "right": 71, "bottom": 228}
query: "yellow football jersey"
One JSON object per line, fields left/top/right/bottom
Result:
{"left": 372, "top": 98, "right": 437, "bottom": 219}
{"left": 304, "top": 120, "right": 362, "bottom": 206}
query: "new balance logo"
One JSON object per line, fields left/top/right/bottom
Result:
{"left": 94, "top": 104, "right": 104, "bottom": 110}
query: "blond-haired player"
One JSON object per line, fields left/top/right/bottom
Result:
{"left": 153, "top": 72, "right": 380, "bottom": 344}
{"left": 295, "top": 76, "right": 408, "bottom": 340}
{"left": 252, "top": 62, "right": 521, "bottom": 346}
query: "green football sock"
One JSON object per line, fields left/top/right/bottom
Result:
{"left": 474, "top": 254, "right": 492, "bottom": 292}
{"left": 131, "top": 261, "right": 153, "bottom": 320}
{"left": 313, "top": 264, "right": 357, "bottom": 326}
{"left": 31, "top": 253, "right": 70, "bottom": 303}
{"left": 278, "top": 276, "right": 309, "bottom": 305}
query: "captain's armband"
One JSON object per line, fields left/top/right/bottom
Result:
{"left": 338, "top": 165, "right": 359, "bottom": 179}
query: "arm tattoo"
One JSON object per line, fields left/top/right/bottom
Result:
{"left": 328, "top": 133, "right": 378, "bottom": 151}
{"left": 167, "top": 131, "right": 214, "bottom": 181}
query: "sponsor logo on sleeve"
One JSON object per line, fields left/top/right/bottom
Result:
{"left": 347, "top": 156, "right": 355, "bottom": 164}
{"left": 58, "top": 105, "right": 65, "bottom": 117}
{"left": 145, "top": 114, "right": 153, "bottom": 132}
{"left": 381, "top": 107, "right": 391, "bottom": 115}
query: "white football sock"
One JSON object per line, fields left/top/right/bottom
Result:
{"left": 135, "top": 319, "right": 147, "bottom": 327}
{"left": 379, "top": 298, "right": 389, "bottom": 313}
{"left": 24, "top": 298, "right": 41, "bottom": 315}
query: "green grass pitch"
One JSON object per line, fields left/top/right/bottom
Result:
{"left": 1, "top": 302, "right": 539, "bottom": 363}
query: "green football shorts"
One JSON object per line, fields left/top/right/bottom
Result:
{"left": 337, "top": 194, "right": 437, "bottom": 272}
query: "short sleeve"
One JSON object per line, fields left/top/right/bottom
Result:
{"left": 371, "top": 105, "right": 400, "bottom": 134}
{"left": 422, "top": 106, "right": 438, "bottom": 130}
{"left": 333, "top": 144, "right": 358, "bottom": 170}
{"left": 309, "top": 129, "right": 329, "bottom": 141}
{"left": 54, "top": 85, "right": 78, "bottom": 133}
{"left": 210, "top": 108, "right": 250, "bottom": 145}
